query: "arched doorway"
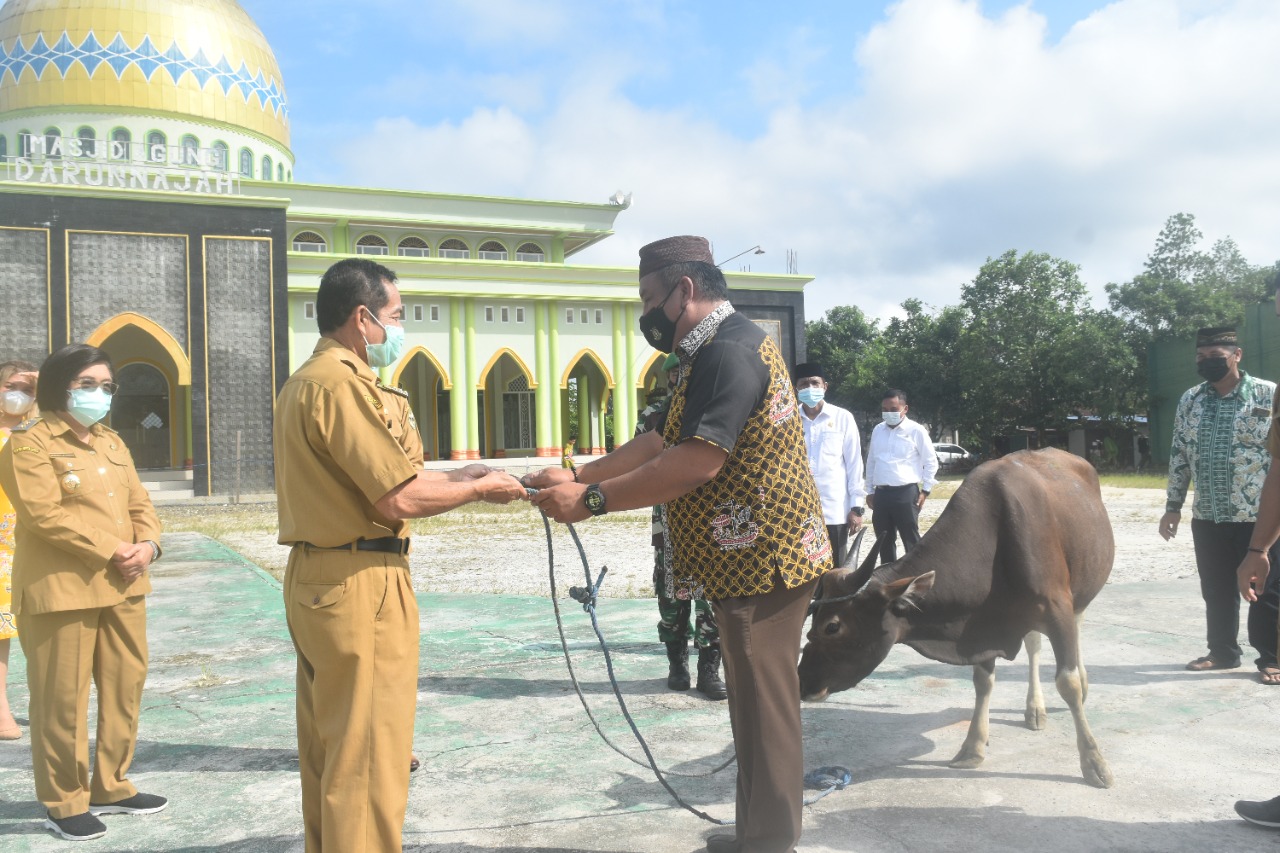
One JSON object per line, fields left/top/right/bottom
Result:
{"left": 561, "top": 350, "right": 614, "bottom": 455}
{"left": 111, "top": 363, "right": 171, "bottom": 470}
{"left": 88, "top": 313, "right": 191, "bottom": 470}
{"left": 478, "top": 349, "right": 537, "bottom": 458}
{"left": 393, "top": 348, "right": 451, "bottom": 461}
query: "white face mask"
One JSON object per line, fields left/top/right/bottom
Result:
{"left": 882, "top": 411, "right": 903, "bottom": 426}
{"left": 0, "top": 390, "right": 33, "bottom": 416}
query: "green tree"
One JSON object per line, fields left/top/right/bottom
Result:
{"left": 878, "top": 299, "right": 968, "bottom": 441}
{"left": 804, "top": 305, "right": 881, "bottom": 411}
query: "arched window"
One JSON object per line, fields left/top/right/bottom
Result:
{"left": 262, "top": 155, "right": 273, "bottom": 181}
{"left": 355, "top": 235, "right": 389, "bottom": 256}
{"left": 292, "top": 231, "right": 327, "bottom": 253}
{"left": 397, "top": 237, "right": 429, "bottom": 258}
{"left": 516, "top": 242, "right": 545, "bottom": 262}
{"left": 439, "top": 239, "right": 469, "bottom": 259}
{"left": 180, "top": 134, "right": 199, "bottom": 166}
{"left": 277, "top": 163, "right": 284, "bottom": 182}
{"left": 76, "top": 126, "right": 97, "bottom": 158}
{"left": 211, "top": 141, "right": 229, "bottom": 171}
{"left": 238, "top": 148, "right": 253, "bottom": 177}
{"left": 43, "top": 127, "right": 62, "bottom": 159}
{"left": 146, "top": 130, "right": 167, "bottom": 162}
{"left": 287, "top": 170, "right": 292, "bottom": 182}
{"left": 478, "top": 241, "right": 508, "bottom": 261}
{"left": 111, "top": 127, "right": 131, "bottom": 160}
{"left": 0, "top": 135, "right": 7, "bottom": 160}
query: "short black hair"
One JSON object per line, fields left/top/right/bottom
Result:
{"left": 316, "top": 258, "right": 398, "bottom": 333}
{"left": 882, "top": 388, "right": 908, "bottom": 405}
{"left": 657, "top": 260, "right": 729, "bottom": 302}
{"left": 37, "top": 344, "right": 112, "bottom": 412}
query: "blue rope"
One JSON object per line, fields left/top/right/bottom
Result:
{"left": 531, "top": 495, "right": 852, "bottom": 824}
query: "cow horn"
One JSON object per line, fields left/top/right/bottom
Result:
{"left": 844, "top": 530, "right": 889, "bottom": 593}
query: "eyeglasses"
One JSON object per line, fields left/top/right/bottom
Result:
{"left": 70, "top": 380, "right": 118, "bottom": 395}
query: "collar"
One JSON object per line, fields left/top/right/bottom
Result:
{"left": 676, "top": 301, "right": 735, "bottom": 363}
{"left": 43, "top": 411, "right": 106, "bottom": 442}
{"left": 316, "top": 336, "right": 377, "bottom": 381}
{"left": 1196, "top": 370, "right": 1253, "bottom": 401}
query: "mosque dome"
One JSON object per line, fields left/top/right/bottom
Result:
{"left": 0, "top": 0, "right": 290, "bottom": 154}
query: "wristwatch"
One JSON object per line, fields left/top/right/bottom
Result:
{"left": 851, "top": 507, "right": 864, "bottom": 518}
{"left": 583, "top": 483, "right": 608, "bottom": 516}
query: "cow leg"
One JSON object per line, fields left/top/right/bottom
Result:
{"left": 1048, "top": 616, "right": 1113, "bottom": 789}
{"left": 1024, "top": 632, "right": 1047, "bottom": 731}
{"left": 1075, "top": 612, "right": 1089, "bottom": 703}
{"left": 950, "top": 659, "right": 995, "bottom": 769}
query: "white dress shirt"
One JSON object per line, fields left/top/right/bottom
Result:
{"left": 866, "top": 416, "right": 939, "bottom": 493}
{"left": 800, "top": 401, "right": 866, "bottom": 524}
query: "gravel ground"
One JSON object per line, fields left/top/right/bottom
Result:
{"left": 164, "top": 485, "right": 1195, "bottom": 596}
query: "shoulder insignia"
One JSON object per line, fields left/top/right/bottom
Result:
{"left": 11, "top": 417, "right": 41, "bottom": 432}
{"left": 408, "top": 412, "right": 418, "bottom": 430}
{"left": 12, "top": 445, "right": 40, "bottom": 454}
{"left": 362, "top": 394, "right": 384, "bottom": 410}
{"left": 378, "top": 381, "right": 411, "bottom": 400}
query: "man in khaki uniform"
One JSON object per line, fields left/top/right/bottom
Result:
{"left": 275, "top": 257, "right": 525, "bottom": 852}
{"left": 0, "top": 343, "right": 164, "bottom": 842}
{"left": 529, "top": 236, "right": 832, "bottom": 853}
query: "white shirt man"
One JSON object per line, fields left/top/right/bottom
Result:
{"left": 865, "top": 388, "right": 938, "bottom": 563}
{"left": 795, "top": 362, "right": 865, "bottom": 566}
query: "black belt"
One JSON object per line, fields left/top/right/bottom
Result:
{"left": 299, "top": 537, "right": 410, "bottom": 555}
{"left": 874, "top": 483, "right": 918, "bottom": 490}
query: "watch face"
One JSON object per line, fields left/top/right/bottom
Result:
{"left": 585, "top": 488, "right": 605, "bottom": 512}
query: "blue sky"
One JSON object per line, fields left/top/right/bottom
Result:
{"left": 240, "top": 0, "right": 1280, "bottom": 320}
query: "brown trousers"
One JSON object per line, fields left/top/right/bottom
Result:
{"left": 712, "top": 575, "right": 819, "bottom": 853}
{"left": 20, "top": 596, "right": 148, "bottom": 819}
{"left": 285, "top": 547, "right": 419, "bottom": 853}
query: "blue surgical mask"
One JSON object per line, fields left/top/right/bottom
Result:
{"left": 882, "top": 411, "right": 903, "bottom": 427}
{"left": 67, "top": 387, "right": 113, "bottom": 426}
{"left": 364, "top": 309, "right": 406, "bottom": 369}
{"left": 798, "top": 387, "right": 825, "bottom": 407}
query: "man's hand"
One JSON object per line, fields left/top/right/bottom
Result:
{"left": 1158, "top": 511, "right": 1181, "bottom": 541}
{"left": 522, "top": 467, "right": 575, "bottom": 490}
{"left": 450, "top": 463, "right": 493, "bottom": 481}
{"left": 916, "top": 491, "right": 928, "bottom": 510}
{"left": 1238, "top": 552, "right": 1271, "bottom": 602}
{"left": 866, "top": 494, "right": 875, "bottom": 510}
{"left": 111, "top": 542, "right": 150, "bottom": 582}
{"left": 477, "top": 471, "right": 528, "bottom": 504}
{"left": 848, "top": 509, "right": 863, "bottom": 531}
{"left": 529, "top": 483, "right": 591, "bottom": 524}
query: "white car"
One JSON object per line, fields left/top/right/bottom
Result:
{"left": 934, "top": 443, "right": 976, "bottom": 471}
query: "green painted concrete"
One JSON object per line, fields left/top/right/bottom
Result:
{"left": 3, "top": 534, "right": 1280, "bottom": 851}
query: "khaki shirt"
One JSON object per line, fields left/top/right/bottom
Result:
{"left": 0, "top": 413, "right": 161, "bottom": 616}
{"left": 275, "top": 338, "right": 421, "bottom": 547}
{"left": 381, "top": 381, "right": 424, "bottom": 467}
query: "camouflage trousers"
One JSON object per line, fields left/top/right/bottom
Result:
{"left": 654, "top": 548, "right": 719, "bottom": 649}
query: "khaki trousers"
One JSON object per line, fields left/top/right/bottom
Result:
{"left": 712, "top": 576, "right": 818, "bottom": 853}
{"left": 285, "top": 547, "right": 420, "bottom": 853}
{"left": 20, "top": 596, "right": 148, "bottom": 819}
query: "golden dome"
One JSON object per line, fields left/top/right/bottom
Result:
{"left": 0, "top": 0, "right": 290, "bottom": 152}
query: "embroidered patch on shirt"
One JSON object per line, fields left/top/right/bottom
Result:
{"left": 13, "top": 446, "right": 40, "bottom": 454}
{"left": 710, "top": 499, "right": 761, "bottom": 550}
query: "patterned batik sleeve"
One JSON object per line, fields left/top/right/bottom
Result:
{"left": 1166, "top": 391, "right": 1194, "bottom": 513}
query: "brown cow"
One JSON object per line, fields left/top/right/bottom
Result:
{"left": 798, "top": 447, "right": 1114, "bottom": 788}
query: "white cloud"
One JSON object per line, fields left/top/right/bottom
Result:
{"left": 334, "top": 0, "right": 1280, "bottom": 322}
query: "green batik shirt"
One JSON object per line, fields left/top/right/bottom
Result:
{"left": 1166, "top": 371, "right": 1276, "bottom": 522}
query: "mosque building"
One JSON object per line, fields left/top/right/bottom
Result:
{"left": 0, "top": 0, "right": 814, "bottom": 498}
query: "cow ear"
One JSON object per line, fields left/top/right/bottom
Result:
{"left": 886, "top": 571, "right": 935, "bottom": 615}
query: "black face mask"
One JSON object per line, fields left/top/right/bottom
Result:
{"left": 1197, "top": 356, "right": 1230, "bottom": 383}
{"left": 638, "top": 280, "right": 687, "bottom": 353}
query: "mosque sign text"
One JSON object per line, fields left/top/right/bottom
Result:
{"left": 2, "top": 135, "right": 239, "bottom": 196}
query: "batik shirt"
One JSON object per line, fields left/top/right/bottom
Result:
{"left": 661, "top": 302, "right": 833, "bottom": 600}
{"left": 1166, "top": 371, "right": 1276, "bottom": 522}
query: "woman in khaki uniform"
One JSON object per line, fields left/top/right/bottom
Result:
{"left": 0, "top": 344, "right": 166, "bottom": 842}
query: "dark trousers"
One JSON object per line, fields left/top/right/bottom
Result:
{"left": 712, "top": 574, "right": 819, "bottom": 853}
{"left": 871, "top": 484, "right": 921, "bottom": 563}
{"left": 826, "top": 524, "right": 849, "bottom": 567}
{"left": 1190, "top": 519, "right": 1280, "bottom": 667}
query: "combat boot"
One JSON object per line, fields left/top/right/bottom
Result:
{"left": 696, "top": 646, "right": 727, "bottom": 700}
{"left": 666, "top": 641, "right": 691, "bottom": 690}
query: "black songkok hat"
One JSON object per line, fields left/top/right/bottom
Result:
{"left": 1196, "top": 327, "right": 1239, "bottom": 347}
{"left": 794, "top": 362, "right": 826, "bottom": 382}
{"left": 638, "top": 235, "right": 714, "bottom": 278}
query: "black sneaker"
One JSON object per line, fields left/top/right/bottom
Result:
{"left": 88, "top": 792, "right": 168, "bottom": 816}
{"left": 44, "top": 811, "right": 107, "bottom": 841}
{"left": 1236, "top": 795, "right": 1280, "bottom": 828}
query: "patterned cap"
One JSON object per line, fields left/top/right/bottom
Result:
{"left": 1196, "top": 327, "right": 1238, "bottom": 347}
{"left": 638, "top": 235, "right": 714, "bottom": 278}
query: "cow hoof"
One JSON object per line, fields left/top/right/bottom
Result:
{"left": 1082, "top": 756, "right": 1114, "bottom": 789}
{"left": 1025, "top": 705, "right": 1047, "bottom": 731}
{"left": 949, "top": 752, "right": 986, "bottom": 770}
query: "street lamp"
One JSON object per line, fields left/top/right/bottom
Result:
{"left": 715, "top": 245, "right": 765, "bottom": 268}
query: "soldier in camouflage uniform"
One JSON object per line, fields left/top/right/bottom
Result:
{"left": 638, "top": 354, "right": 725, "bottom": 699}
